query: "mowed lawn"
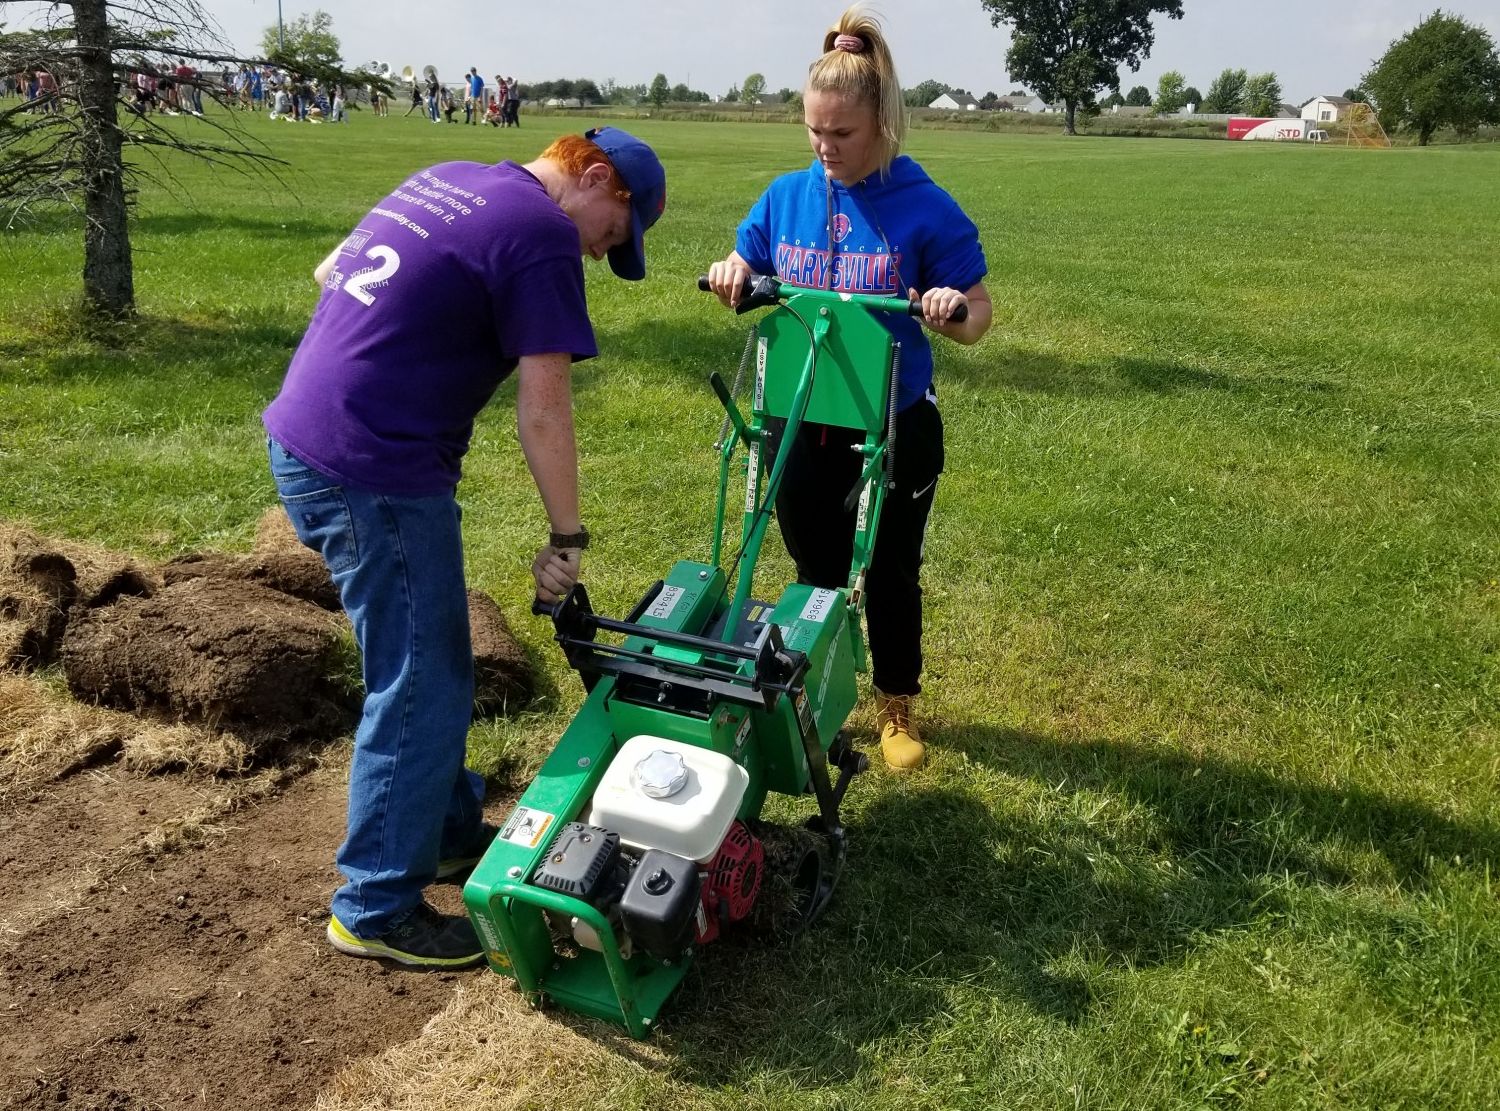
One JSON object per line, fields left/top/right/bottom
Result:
{"left": 2, "top": 114, "right": 1499, "bottom": 1109}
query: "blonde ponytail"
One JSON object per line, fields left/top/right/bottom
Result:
{"left": 807, "top": 5, "right": 906, "bottom": 174}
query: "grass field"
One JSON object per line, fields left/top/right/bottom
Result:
{"left": 2, "top": 112, "right": 1498, "bottom": 1109}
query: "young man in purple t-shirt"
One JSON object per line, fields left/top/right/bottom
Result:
{"left": 264, "top": 127, "right": 666, "bottom": 969}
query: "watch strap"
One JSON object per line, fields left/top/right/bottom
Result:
{"left": 549, "top": 526, "right": 590, "bottom": 550}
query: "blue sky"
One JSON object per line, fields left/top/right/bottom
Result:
{"left": 208, "top": 1, "right": 1498, "bottom": 104}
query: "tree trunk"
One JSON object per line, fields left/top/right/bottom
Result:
{"left": 72, "top": 0, "right": 134, "bottom": 317}
{"left": 1064, "top": 98, "right": 1078, "bottom": 135}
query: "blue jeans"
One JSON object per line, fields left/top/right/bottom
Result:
{"left": 268, "top": 438, "right": 485, "bottom": 937}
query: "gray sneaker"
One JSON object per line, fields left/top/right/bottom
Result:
{"left": 326, "top": 902, "right": 485, "bottom": 969}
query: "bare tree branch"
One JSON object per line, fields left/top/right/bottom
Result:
{"left": 1, "top": 0, "right": 290, "bottom": 315}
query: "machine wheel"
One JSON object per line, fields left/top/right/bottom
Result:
{"left": 750, "top": 821, "right": 838, "bottom": 939}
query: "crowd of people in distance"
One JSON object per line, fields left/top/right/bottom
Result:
{"left": 5, "top": 61, "right": 222, "bottom": 119}
{"left": 219, "top": 66, "right": 348, "bottom": 123}
{"left": 3, "top": 70, "right": 63, "bottom": 114}
{"left": 4, "top": 59, "right": 525, "bottom": 130}
{"left": 126, "top": 59, "right": 210, "bottom": 117}
{"left": 401, "top": 68, "right": 523, "bottom": 127}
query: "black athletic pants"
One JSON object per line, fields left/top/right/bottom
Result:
{"left": 768, "top": 398, "right": 943, "bottom": 697}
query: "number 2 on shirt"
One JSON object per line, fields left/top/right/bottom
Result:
{"left": 343, "top": 246, "right": 400, "bottom": 306}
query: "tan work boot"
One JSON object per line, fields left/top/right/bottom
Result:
{"left": 875, "top": 691, "right": 925, "bottom": 769}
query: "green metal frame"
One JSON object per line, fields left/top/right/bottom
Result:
{"left": 466, "top": 282, "right": 906, "bottom": 1038}
{"left": 712, "top": 285, "right": 905, "bottom": 653}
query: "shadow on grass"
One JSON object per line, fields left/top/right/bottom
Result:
{"left": 651, "top": 722, "right": 1495, "bottom": 1088}
{"left": 0, "top": 308, "right": 305, "bottom": 382}
{"left": 951, "top": 346, "right": 1342, "bottom": 400}
{"left": 131, "top": 211, "right": 349, "bottom": 241}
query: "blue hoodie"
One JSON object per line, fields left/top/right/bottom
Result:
{"left": 736, "top": 155, "right": 986, "bottom": 413}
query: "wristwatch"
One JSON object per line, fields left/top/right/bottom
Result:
{"left": 549, "top": 525, "right": 590, "bottom": 550}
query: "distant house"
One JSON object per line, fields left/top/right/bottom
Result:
{"left": 1276, "top": 102, "right": 1301, "bottom": 118}
{"left": 1301, "top": 95, "right": 1353, "bottom": 122}
{"left": 929, "top": 92, "right": 980, "bottom": 111}
{"left": 1017, "top": 96, "right": 1057, "bottom": 113}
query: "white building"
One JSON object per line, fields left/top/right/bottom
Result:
{"left": 1301, "top": 95, "right": 1354, "bottom": 123}
{"left": 929, "top": 92, "right": 980, "bottom": 111}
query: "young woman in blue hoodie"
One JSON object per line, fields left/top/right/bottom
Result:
{"left": 706, "top": 4, "right": 993, "bottom": 770}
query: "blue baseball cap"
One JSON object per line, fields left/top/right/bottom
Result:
{"left": 585, "top": 127, "right": 665, "bottom": 281}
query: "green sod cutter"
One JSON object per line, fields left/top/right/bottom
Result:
{"left": 464, "top": 276, "right": 966, "bottom": 1037}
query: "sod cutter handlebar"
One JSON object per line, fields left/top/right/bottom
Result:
{"left": 696, "top": 274, "right": 969, "bottom": 323}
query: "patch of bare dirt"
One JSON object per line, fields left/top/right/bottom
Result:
{"left": 0, "top": 756, "right": 513, "bottom": 1111}
{"left": 0, "top": 522, "right": 539, "bottom": 1109}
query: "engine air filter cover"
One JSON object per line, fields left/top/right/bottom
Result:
{"left": 530, "top": 822, "right": 620, "bottom": 902}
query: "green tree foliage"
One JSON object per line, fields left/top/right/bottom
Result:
{"left": 904, "top": 78, "right": 950, "bottom": 107}
{"left": 1343, "top": 87, "right": 1367, "bottom": 102}
{"left": 1125, "top": 84, "right": 1151, "bottom": 106}
{"left": 1201, "top": 67, "right": 1248, "bottom": 113}
{"left": 260, "top": 9, "right": 340, "bottom": 73}
{"left": 1154, "top": 69, "right": 1187, "bottom": 113}
{"left": 527, "top": 79, "right": 603, "bottom": 104}
{"left": 979, "top": 0, "right": 1183, "bottom": 133}
{"left": 1362, "top": 10, "right": 1500, "bottom": 144}
{"left": 648, "top": 73, "right": 669, "bottom": 108}
{"left": 258, "top": 8, "right": 379, "bottom": 96}
{"left": 609, "top": 83, "right": 647, "bottom": 106}
{"left": 1102, "top": 90, "right": 1125, "bottom": 108}
{"left": 1244, "top": 72, "right": 1283, "bottom": 116}
{"left": 742, "top": 72, "right": 766, "bottom": 103}
{"left": 1182, "top": 85, "right": 1202, "bottom": 108}
{"left": 723, "top": 84, "right": 740, "bottom": 103}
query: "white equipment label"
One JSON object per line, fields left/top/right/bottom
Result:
{"left": 647, "top": 585, "right": 685, "bottom": 621}
{"left": 746, "top": 440, "right": 761, "bottom": 513}
{"left": 755, "top": 338, "right": 767, "bottom": 409}
{"left": 499, "top": 806, "right": 555, "bottom": 849}
{"left": 799, "top": 588, "right": 838, "bottom": 624}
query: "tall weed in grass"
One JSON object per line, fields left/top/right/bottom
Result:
{"left": 1, "top": 114, "right": 1496, "bottom": 1108}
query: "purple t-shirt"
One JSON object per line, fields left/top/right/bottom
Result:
{"left": 263, "top": 161, "right": 596, "bottom": 495}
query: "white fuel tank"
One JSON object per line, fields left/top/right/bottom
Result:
{"left": 585, "top": 735, "right": 749, "bottom": 863}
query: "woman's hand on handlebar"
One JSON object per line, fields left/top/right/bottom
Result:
{"left": 911, "top": 285, "right": 968, "bottom": 329}
{"left": 706, "top": 252, "right": 754, "bottom": 310}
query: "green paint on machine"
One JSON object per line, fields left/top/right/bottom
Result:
{"left": 464, "top": 278, "right": 916, "bottom": 1037}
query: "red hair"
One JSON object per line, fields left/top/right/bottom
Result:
{"left": 539, "top": 134, "right": 630, "bottom": 199}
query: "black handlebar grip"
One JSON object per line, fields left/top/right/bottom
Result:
{"left": 907, "top": 299, "right": 969, "bottom": 324}
{"left": 532, "top": 597, "right": 555, "bottom": 617}
{"left": 698, "top": 274, "right": 759, "bottom": 302}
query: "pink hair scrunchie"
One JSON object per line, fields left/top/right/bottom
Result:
{"left": 833, "top": 33, "right": 865, "bottom": 53}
